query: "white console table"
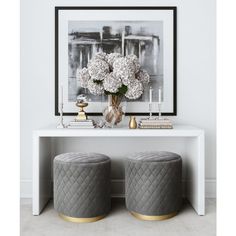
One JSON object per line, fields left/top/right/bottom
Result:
{"left": 32, "top": 125, "right": 205, "bottom": 216}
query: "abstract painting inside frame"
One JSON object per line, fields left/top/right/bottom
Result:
{"left": 68, "top": 21, "right": 163, "bottom": 103}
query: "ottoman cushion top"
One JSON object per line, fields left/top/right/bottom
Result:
{"left": 127, "top": 151, "right": 181, "bottom": 162}
{"left": 54, "top": 152, "right": 110, "bottom": 164}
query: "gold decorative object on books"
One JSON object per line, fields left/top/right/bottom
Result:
{"left": 75, "top": 102, "right": 88, "bottom": 121}
{"left": 75, "top": 94, "right": 88, "bottom": 121}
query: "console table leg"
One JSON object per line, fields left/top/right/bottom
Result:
{"left": 185, "top": 133, "right": 205, "bottom": 215}
{"left": 32, "top": 135, "right": 52, "bottom": 215}
{"left": 197, "top": 133, "right": 205, "bottom": 215}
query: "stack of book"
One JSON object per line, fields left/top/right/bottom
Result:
{"left": 139, "top": 118, "right": 173, "bottom": 129}
{"left": 67, "top": 119, "right": 95, "bottom": 129}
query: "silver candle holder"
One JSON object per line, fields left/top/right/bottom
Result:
{"left": 157, "top": 102, "right": 162, "bottom": 120}
{"left": 149, "top": 102, "right": 153, "bottom": 119}
{"left": 157, "top": 87, "right": 163, "bottom": 120}
{"left": 148, "top": 86, "right": 154, "bottom": 119}
{"left": 57, "top": 85, "right": 65, "bottom": 128}
{"left": 57, "top": 102, "right": 65, "bottom": 128}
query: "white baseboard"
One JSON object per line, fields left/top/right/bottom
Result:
{"left": 20, "top": 178, "right": 216, "bottom": 199}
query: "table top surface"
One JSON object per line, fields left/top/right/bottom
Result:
{"left": 34, "top": 125, "right": 204, "bottom": 137}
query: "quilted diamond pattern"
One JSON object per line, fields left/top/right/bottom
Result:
{"left": 125, "top": 152, "right": 182, "bottom": 216}
{"left": 53, "top": 153, "right": 111, "bottom": 218}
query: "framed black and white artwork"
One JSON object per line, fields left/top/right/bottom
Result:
{"left": 55, "top": 6, "right": 177, "bottom": 116}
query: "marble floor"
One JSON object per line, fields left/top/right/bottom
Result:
{"left": 20, "top": 198, "right": 216, "bottom": 236}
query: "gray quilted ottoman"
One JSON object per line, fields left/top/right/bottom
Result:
{"left": 53, "top": 152, "right": 111, "bottom": 223}
{"left": 125, "top": 151, "right": 182, "bottom": 221}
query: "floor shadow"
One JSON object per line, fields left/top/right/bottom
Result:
{"left": 111, "top": 198, "right": 126, "bottom": 213}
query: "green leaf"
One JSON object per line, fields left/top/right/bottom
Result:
{"left": 104, "top": 85, "right": 128, "bottom": 96}
{"left": 93, "top": 80, "right": 103, "bottom": 84}
{"left": 117, "top": 85, "right": 128, "bottom": 95}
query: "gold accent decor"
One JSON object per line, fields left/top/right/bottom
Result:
{"left": 129, "top": 116, "right": 137, "bottom": 129}
{"left": 75, "top": 102, "right": 88, "bottom": 121}
{"left": 59, "top": 213, "right": 106, "bottom": 223}
{"left": 130, "top": 211, "right": 177, "bottom": 221}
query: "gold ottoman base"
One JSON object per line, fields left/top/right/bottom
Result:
{"left": 130, "top": 211, "right": 177, "bottom": 221}
{"left": 59, "top": 213, "right": 106, "bottom": 223}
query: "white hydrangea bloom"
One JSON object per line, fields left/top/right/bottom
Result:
{"left": 87, "top": 79, "right": 104, "bottom": 95}
{"left": 121, "top": 74, "right": 136, "bottom": 86}
{"left": 103, "top": 73, "right": 122, "bottom": 93}
{"left": 87, "top": 59, "right": 110, "bottom": 81}
{"left": 82, "top": 52, "right": 149, "bottom": 99}
{"left": 113, "top": 57, "right": 136, "bottom": 85}
{"left": 136, "top": 69, "right": 150, "bottom": 84}
{"left": 125, "top": 80, "right": 144, "bottom": 100}
{"left": 76, "top": 68, "right": 90, "bottom": 88}
{"left": 126, "top": 54, "right": 141, "bottom": 73}
{"left": 106, "top": 53, "right": 122, "bottom": 69}
{"left": 93, "top": 52, "right": 107, "bottom": 61}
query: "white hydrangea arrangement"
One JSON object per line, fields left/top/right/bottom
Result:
{"left": 76, "top": 52, "right": 150, "bottom": 100}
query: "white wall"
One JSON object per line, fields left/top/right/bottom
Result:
{"left": 20, "top": 0, "right": 216, "bottom": 198}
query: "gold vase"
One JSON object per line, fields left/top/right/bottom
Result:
{"left": 129, "top": 116, "right": 137, "bottom": 129}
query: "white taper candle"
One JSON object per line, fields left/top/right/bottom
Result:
{"left": 158, "top": 88, "right": 162, "bottom": 103}
{"left": 149, "top": 86, "right": 153, "bottom": 103}
{"left": 60, "top": 86, "right": 63, "bottom": 104}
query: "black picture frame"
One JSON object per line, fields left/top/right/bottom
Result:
{"left": 55, "top": 6, "right": 177, "bottom": 116}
